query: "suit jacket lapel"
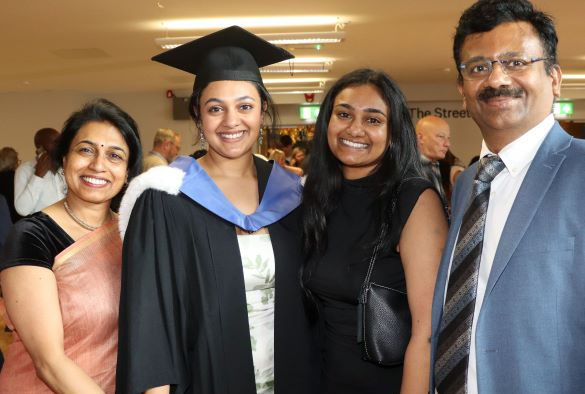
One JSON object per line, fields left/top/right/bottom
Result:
{"left": 485, "top": 124, "right": 571, "bottom": 298}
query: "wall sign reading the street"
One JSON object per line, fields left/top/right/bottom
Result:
{"left": 409, "top": 106, "right": 472, "bottom": 119}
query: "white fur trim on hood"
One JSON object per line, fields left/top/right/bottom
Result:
{"left": 118, "top": 165, "right": 185, "bottom": 239}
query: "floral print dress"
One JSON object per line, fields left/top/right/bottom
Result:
{"left": 237, "top": 233, "right": 276, "bottom": 394}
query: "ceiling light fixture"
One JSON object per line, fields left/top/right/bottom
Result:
{"left": 269, "top": 89, "right": 324, "bottom": 95}
{"left": 561, "top": 83, "right": 585, "bottom": 89}
{"left": 269, "top": 85, "right": 324, "bottom": 90}
{"left": 261, "top": 66, "right": 330, "bottom": 74}
{"left": 260, "top": 58, "right": 334, "bottom": 74}
{"left": 562, "top": 74, "right": 585, "bottom": 80}
{"left": 155, "top": 31, "right": 345, "bottom": 50}
{"left": 262, "top": 77, "right": 329, "bottom": 84}
{"left": 156, "top": 16, "right": 344, "bottom": 30}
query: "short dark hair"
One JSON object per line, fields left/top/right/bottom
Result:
{"left": 453, "top": 0, "right": 558, "bottom": 79}
{"left": 53, "top": 98, "right": 143, "bottom": 188}
{"left": 188, "top": 81, "right": 278, "bottom": 137}
{"left": 279, "top": 134, "right": 293, "bottom": 148}
{"left": 301, "top": 68, "right": 423, "bottom": 256}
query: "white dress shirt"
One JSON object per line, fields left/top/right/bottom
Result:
{"left": 442, "top": 114, "right": 555, "bottom": 394}
{"left": 13, "top": 160, "right": 67, "bottom": 216}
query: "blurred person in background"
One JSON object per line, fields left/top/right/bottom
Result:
{"left": 289, "top": 145, "right": 307, "bottom": 169}
{"left": 14, "top": 128, "right": 67, "bottom": 216}
{"left": 268, "top": 149, "right": 303, "bottom": 176}
{"left": 415, "top": 116, "right": 451, "bottom": 206}
{"left": 0, "top": 147, "right": 22, "bottom": 222}
{"left": 0, "top": 195, "right": 11, "bottom": 250}
{"left": 279, "top": 134, "right": 294, "bottom": 164}
{"left": 439, "top": 149, "right": 466, "bottom": 206}
{"left": 143, "top": 128, "right": 181, "bottom": 171}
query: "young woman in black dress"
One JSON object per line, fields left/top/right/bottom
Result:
{"left": 301, "top": 69, "right": 448, "bottom": 393}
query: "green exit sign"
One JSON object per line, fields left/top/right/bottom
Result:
{"left": 299, "top": 105, "right": 320, "bottom": 121}
{"left": 554, "top": 101, "right": 573, "bottom": 116}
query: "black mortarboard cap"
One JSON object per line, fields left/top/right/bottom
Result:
{"left": 152, "top": 25, "right": 294, "bottom": 91}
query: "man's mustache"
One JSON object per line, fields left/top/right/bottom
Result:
{"left": 478, "top": 87, "right": 524, "bottom": 101}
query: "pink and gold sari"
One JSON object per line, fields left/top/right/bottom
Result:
{"left": 0, "top": 218, "right": 122, "bottom": 393}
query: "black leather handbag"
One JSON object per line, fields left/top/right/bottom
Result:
{"left": 357, "top": 210, "right": 412, "bottom": 366}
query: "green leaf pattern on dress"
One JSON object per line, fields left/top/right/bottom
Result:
{"left": 239, "top": 234, "right": 275, "bottom": 394}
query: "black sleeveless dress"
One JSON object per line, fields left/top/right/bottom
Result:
{"left": 305, "top": 175, "right": 432, "bottom": 394}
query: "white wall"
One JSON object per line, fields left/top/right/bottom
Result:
{"left": 0, "top": 91, "right": 196, "bottom": 161}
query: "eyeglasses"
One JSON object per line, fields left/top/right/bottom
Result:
{"left": 458, "top": 56, "right": 550, "bottom": 80}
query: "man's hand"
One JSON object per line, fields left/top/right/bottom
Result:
{"left": 34, "top": 151, "right": 52, "bottom": 177}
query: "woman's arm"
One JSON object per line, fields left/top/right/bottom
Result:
{"left": 284, "top": 164, "right": 304, "bottom": 177}
{"left": 0, "top": 265, "right": 104, "bottom": 394}
{"left": 398, "top": 189, "right": 448, "bottom": 394}
{"left": 450, "top": 165, "right": 465, "bottom": 186}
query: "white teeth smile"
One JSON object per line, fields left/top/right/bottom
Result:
{"left": 82, "top": 176, "right": 108, "bottom": 185}
{"left": 221, "top": 131, "right": 245, "bottom": 139}
{"left": 340, "top": 138, "right": 368, "bottom": 149}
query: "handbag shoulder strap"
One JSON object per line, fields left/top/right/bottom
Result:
{"left": 359, "top": 180, "right": 402, "bottom": 301}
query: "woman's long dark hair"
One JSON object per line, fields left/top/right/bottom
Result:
{"left": 300, "top": 68, "right": 423, "bottom": 276}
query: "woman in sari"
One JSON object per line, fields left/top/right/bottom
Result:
{"left": 0, "top": 98, "right": 142, "bottom": 393}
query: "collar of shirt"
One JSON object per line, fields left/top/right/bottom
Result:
{"left": 479, "top": 114, "right": 554, "bottom": 178}
{"left": 420, "top": 153, "right": 438, "bottom": 165}
{"left": 149, "top": 150, "right": 168, "bottom": 163}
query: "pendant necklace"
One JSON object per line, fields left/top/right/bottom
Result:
{"left": 63, "top": 201, "right": 100, "bottom": 231}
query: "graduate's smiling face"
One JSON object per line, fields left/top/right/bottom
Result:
{"left": 199, "top": 80, "right": 263, "bottom": 160}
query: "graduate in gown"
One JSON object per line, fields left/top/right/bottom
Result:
{"left": 116, "top": 26, "right": 320, "bottom": 394}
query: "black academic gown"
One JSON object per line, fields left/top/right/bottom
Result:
{"left": 116, "top": 157, "right": 319, "bottom": 394}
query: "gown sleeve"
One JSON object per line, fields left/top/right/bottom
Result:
{"left": 116, "top": 189, "right": 193, "bottom": 393}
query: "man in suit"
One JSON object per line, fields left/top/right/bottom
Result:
{"left": 143, "top": 128, "right": 182, "bottom": 171}
{"left": 416, "top": 115, "right": 452, "bottom": 205}
{"left": 430, "top": 1, "right": 585, "bottom": 393}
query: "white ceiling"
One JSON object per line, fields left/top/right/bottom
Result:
{"left": 2, "top": 0, "right": 584, "bottom": 101}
